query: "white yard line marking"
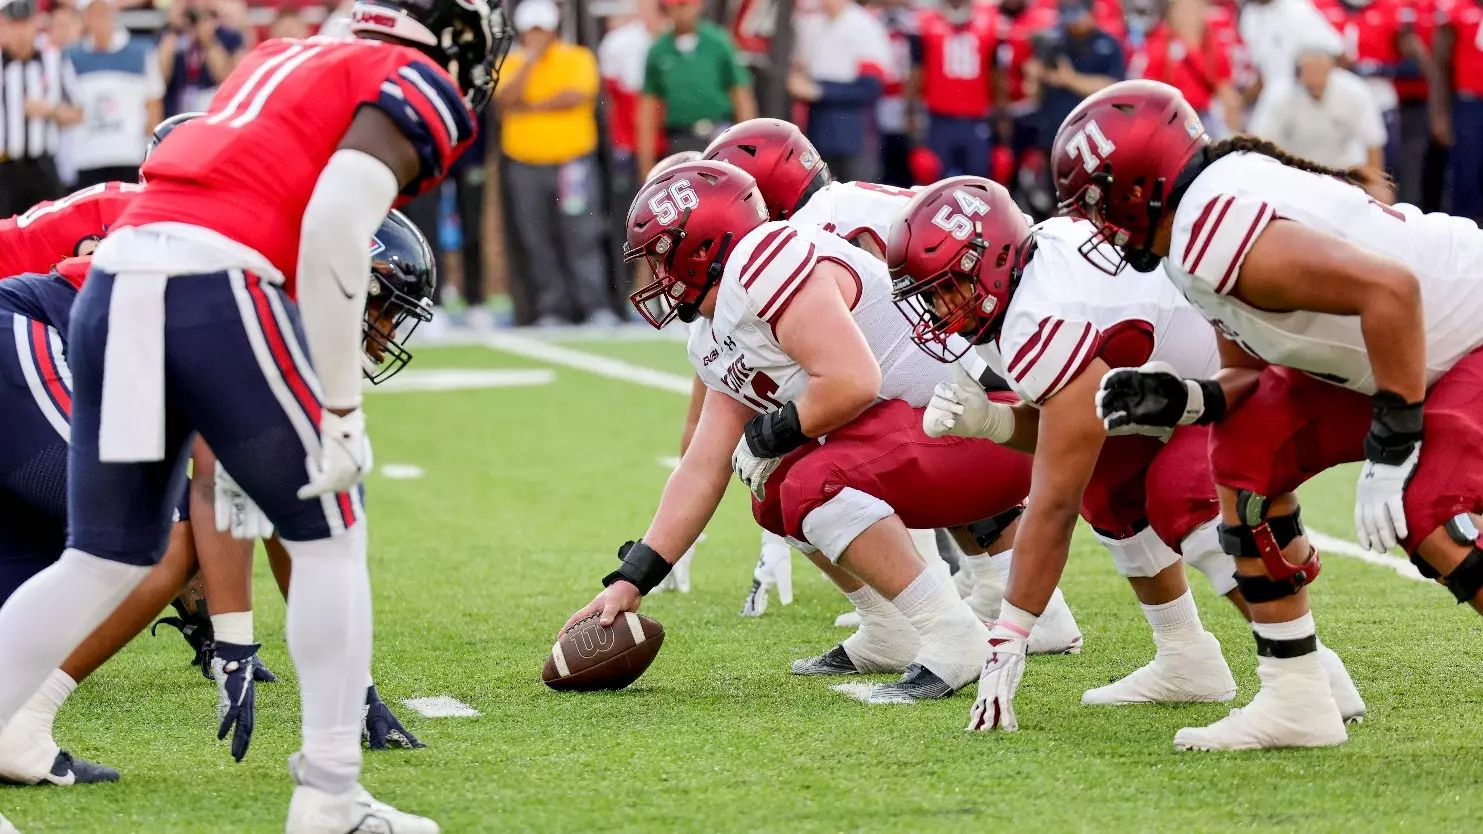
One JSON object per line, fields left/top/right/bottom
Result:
{"left": 402, "top": 696, "right": 481, "bottom": 718}
{"left": 656, "top": 456, "right": 682, "bottom": 470}
{"left": 1308, "top": 529, "right": 1428, "bottom": 582}
{"left": 478, "top": 333, "right": 1427, "bottom": 587}
{"left": 379, "top": 464, "right": 425, "bottom": 480}
{"left": 425, "top": 324, "right": 688, "bottom": 345}
{"left": 366, "top": 368, "right": 555, "bottom": 393}
{"left": 478, "top": 333, "right": 692, "bottom": 394}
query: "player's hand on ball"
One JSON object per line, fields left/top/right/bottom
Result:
{"left": 966, "top": 624, "right": 1029, "bottom": 732}
{"left": 561, "top": 580, "right": 642, "bottom": 635}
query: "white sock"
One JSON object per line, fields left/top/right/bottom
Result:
{"left": 1141, "top": 590, "right": 1203, "bottom": 638}
{"left": 211, "top": 611, "right": 254, "bottom": 646}
{"left": 961, "top": 553, "right": 991, "bottom": 582}
{"left": 981, "top": 551, "right": 1013, "bottom": 584}
{"left": 283, "top": 523, "right": 372, "bottom": 794}
{"left": 891, "top": 568, "right": 978, "bottom": 636}
{"left": 30, "top": 669, "right": 75, "bottom": 721}
{"left": 0, "top": 550, "right": 147, "bottom": 729}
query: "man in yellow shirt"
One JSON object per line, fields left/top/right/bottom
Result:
{"left": 496, "top": 0, "right": 618, "bottom": 327}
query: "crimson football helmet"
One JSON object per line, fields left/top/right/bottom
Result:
{"left": 887, "top": 176, "right": 1031, "bottom": 362}
{"left": 625, "top": 160, "right": 769, "bottom": 329}
{"left": 1050, "top": 80, "right": 1208, "bottom": 274}
{"left": 702, "top": 118, "right": 830, "bottom": 219}
{"left": 648, "top": 150, "right": 701, "bottom": 179}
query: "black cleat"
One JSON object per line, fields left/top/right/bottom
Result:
{"left": 45, "top": 750, "right": 118, "bottom": 786}
{"left": 855, "top": 664, "right": 956, "bottom": 704}
{"left": 791, "top": 645, "right": 860, "bottom": 676}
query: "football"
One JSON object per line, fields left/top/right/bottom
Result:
{"left": 542, "top": 612, "right": 665, "bottom": 691}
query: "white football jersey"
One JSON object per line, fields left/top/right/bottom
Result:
{"left": 791, "top": 180, "right": 920, "bottom": 252}
{"left": 686, "top": 220, "right": 947, "bottom": 416}
{"left": 991, "top": 216, "right": 1219, "bottom": 406}
{"left": 1165, "top": 152, "right": 1483, "bottom": 394}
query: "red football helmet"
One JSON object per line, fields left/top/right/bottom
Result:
{"left": 625, "top": 160, "right": 769, "bottom": 328}
{"left": 887, "top": 176, "right": 1031, "bottom": 362}
{"left": 1050, "top": 80, "right": 1209, "bottom": 274}
{"left": 647, "top": 150, "right": 701, "bottom": 180}
{"left": 702, "top": 118, "right": 830, "bottom": 219}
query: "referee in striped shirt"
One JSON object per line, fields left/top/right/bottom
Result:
{"left": 0, "top": 0, "right": 81, "bottom": 216}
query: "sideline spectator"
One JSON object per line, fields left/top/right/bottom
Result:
{"left": 158, "top": 0, "right": 246, "bottom": 116}
{"left": 496, "top": 0, "right": 616, "bottom": 326}
{"left": 991, "top": 0, "right": 1057, "bottom": 169}
{"left": 909, "top": 0, "right": 995, "bottom": 179}
{"left": 1436, "top": 0, "right": 1483, "bottom": 219}
{"left": 875, "top": 0, "right": 916, "bottom": 186}
{"left": 637, "top": 0, "right": 754, "bottom": 176}
{"left": 1238, "top": 0, "right": 1342, "bottom": 113}
{"left": 1026, "top": 0, "right": 1125, "bottom": 153}
{"left": 792, "top": 0, "right": 892, "bottom": 182}
{"left": 1133, "top": 0, "right": 1243, "bottom": 133}
{"left": 0, "top": 0, "right": 78, "bottom": 214}
{"left": 598, "top": 0, "right": 662, "bottom": 210}
{"left": 269, "top": 9, "right": 311, "bottom": 40}
{"left": 1250, "top": 47, "right": 1390, "bottom": 192}
{"left": 65, "top": 0, "right": 161, "bottom": 187}
{"left": 44, "top": 1, "right": 83, "bottom": 186}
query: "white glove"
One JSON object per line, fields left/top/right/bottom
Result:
{"left": 740, "top": 532, "right": 794, "bottom": 616}
{"left": 214, "top": 466, "right": 274, "bottom": 541}
{"left": 923, "top": 362, "right": 1017, "bottom": 442}
{"left": 298, "top": 408, "right": 372, "bottom": 500}
{"left": 966, "top": 623, "right": 1029, "bottom": 732}
{"left": 731, "top": 434, "right": 782, "bottom": 500}
{"left": 1354, "top": 443, "right": 1420, "bottom": 553}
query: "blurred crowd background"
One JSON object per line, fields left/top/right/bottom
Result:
{"left": 1, "top": 0, "right": 1479, "bottom": 327}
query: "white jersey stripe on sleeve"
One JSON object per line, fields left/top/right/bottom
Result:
{"left": 1214, "top": 201, "right": 1273, "bottom": 295}
{"left": 758, "top": 243, "right": 817, "bottom": 323}
{"left": 740, "top": 227, "right": 796, "bottom": 288}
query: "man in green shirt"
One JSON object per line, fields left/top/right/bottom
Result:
{"left": 637, "top": 0, "right": 756, "bottom": 176}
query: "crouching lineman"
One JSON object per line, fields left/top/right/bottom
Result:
{"left": 702, "top": 118, "right": 1082, "bottom": 634}
{"left": 564, "top": 160, "right": 1055, "bottom": 704}
{"left": 1057, "top": 80, "right": 1483, "bottom": 749}
{"left": 886, "top": 176, "right": 1363, "bottom": 732}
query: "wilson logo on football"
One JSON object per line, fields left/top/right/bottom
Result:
{"left": 569, "top": 621, "right": 617, "bottom": 659}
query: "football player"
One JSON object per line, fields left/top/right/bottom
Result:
{"left": 1054, "top": 80, "right": 1483, "bottom": 750}
{"left": 886, "top": 176, "right": 1364, "bottom": 735}
{"left": 564, "top": 160, "right": 1050, "bottom": 705}
{"left": 0, "top": 3, "right": 511, "bottom": 832}
{"left": 702, "top": 118, "right": 1082, "bottom": 637}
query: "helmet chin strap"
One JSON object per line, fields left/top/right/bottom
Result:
{"left": 676, "top": 231, "right": 736, "bottom": 323}
{"left": 1127, "top": 151, "right": 1209, "bottom": 273}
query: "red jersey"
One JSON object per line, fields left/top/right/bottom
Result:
{"left": 1443, "top": 0, "right": 1483, "bottom": 95}
{"left": 120, "top": 37, "right": 475, "bottom": 292}
{"left": 914, "top": 8, "right": 997, "bottom": 118}
{"left": 1136, "top": 25, "right": 1232, "bottom": 112}
{"left": 994, "top": 4, "right": 1059, "bottom": 108}
{"left": 0, "top": 182, "right": 140, "bottom": 279}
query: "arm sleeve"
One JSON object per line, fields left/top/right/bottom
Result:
{"left": 1169, "top": 191, "right": 1276, "bottom": 295}
{"left": 296, "top": 149, "right": 400, "bottom": 409}
{"left": 737, "top": 224, "right": 819, "bottom": 326}
{"left": 1002, "top": 316, "right": 1103, "bottom": 404}
{"left": 372, "top": 57, "right": 477, "bottom": 199}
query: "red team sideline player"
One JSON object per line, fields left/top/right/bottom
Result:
{"left": 0, "top": 2, "right": 511, "bottom": 833}
{"left": 0, "top": 182, "right": 141, "bottom": 282}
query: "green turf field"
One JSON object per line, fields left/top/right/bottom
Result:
{"left": 5, "top": 337, "right": 1482, "bottom": 833}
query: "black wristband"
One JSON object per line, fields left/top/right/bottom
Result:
{"left": 744, "top": 401, "right": 811, "bottom": 458}
{"left": 1192, "top": 379, "right": 1227, "bottom": 425}
{"left": 601, "top": 540, "right": 673, "bottom": 595}
{"left": 1364, "top": 390, "right": 1424, "bottom": 465}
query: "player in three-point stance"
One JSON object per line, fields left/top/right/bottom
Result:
{"left": 564, "top": 160, "right": 1042, "bottom": 704}
{"left": 702, "top": 118, "right": 1083, "bottom": 646}
{"left": 886, "top": 176, "right": 1365, "bottom": 733}
{"left": 0, "top": 1, "right": 511, "bottom": 830}
{"left": 1054, "top": 79, "right": 1483, "bottom": 751}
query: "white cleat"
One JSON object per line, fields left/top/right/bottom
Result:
{"left": 1027, "top": 588, "right": 1083, "bottom": 655}
{"left": 1173, "top": 659, "right": 1346, "bottom": 751}
{"left": 652, "top": 538, "right": 701, "bottom": 594}
{"left": 287, "top": 754, "right": 439, "bottom": 834}
{"left": 0, "top": 812, "right": 19, "bottom": 834}
{"left": 1082, "top": 630, "right": 1237, "bottom": 705}
{"left": 1316, "top": 642, "right": 1366, "bottom": 723}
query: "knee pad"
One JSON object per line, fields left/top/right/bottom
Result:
{"left": 1095, "top": 523, "right": 1181, "bottom": 579}
{"left": 964, "top": 506, "right": 1023, "bottom": 551}
{"left": 800, "top": 488, "right": 895, "bottom": 564}
{"left": 1180, "top": 518, "right": 1238, "bottom": 596}
{"left": 1219, "top": 491, "right": 1319, "bottom": 603}
{"left": 1418, "top": 516, "right": 1483, "bottom": 603}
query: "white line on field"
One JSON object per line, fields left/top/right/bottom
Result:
{"left": 479, "top": 332, "right": 1424, "bottom": 585}
{"left": 379, "top": 464, "right": 425, "bottom": 480}
{"left": 366, "top": 368, "right": 555, "bottom": 393}
{"left": 402, "top": 696, "right": 481, "bottom": 718}
{"left": 478, "top": 332, "right": 692, "bottom": 394}
{"left": 656, "top": 456, "right": 682, "bottom": 470}
{"left": 1307, "top": 529, "right": 1428, "bottom": 582}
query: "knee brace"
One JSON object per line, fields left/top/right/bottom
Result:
{"left": 1181, "top": 518, "right": 1238, "bottom": 597}
{"left": 965, "top": 505, "right": 1023, "bottom": 550}
{"left": 1414, "top": 514, "right": 1483, "bottom": 603}
{"left": 1094, "top": 523, "right": 1181, "bottom": 579}
{"left": 1219, "top": 491, "right": 1320, "bottom": 603}
{"left": 799, "top": 488, "right": 895, "bottom": 564}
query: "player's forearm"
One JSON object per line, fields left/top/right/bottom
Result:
{"left": 1002, "top": 499, "right": 1077, "bottom": 617}
{"left": 1361, "top": 270, "right": 1427, "bottom": 403}
{"left": 643, "top": 464, "right": 728, "bottom": 563}
{"left": 795, "top": 371, "right": 878, "bottom": 438}
{"left": 999, "top": 403, "right": 1041, "bottom": 453}
{"left": 1211, "top": 366, "right": 1263, "bottom": 414}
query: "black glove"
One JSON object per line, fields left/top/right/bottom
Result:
{"left": 363, "top": 685, "right": 426, "bottom": 750}
{"left": 1095, "top": 361, "right": 1225, "bottom": 433}
{"left": 212, "top": 641, "right": 260, "bottom": 762}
